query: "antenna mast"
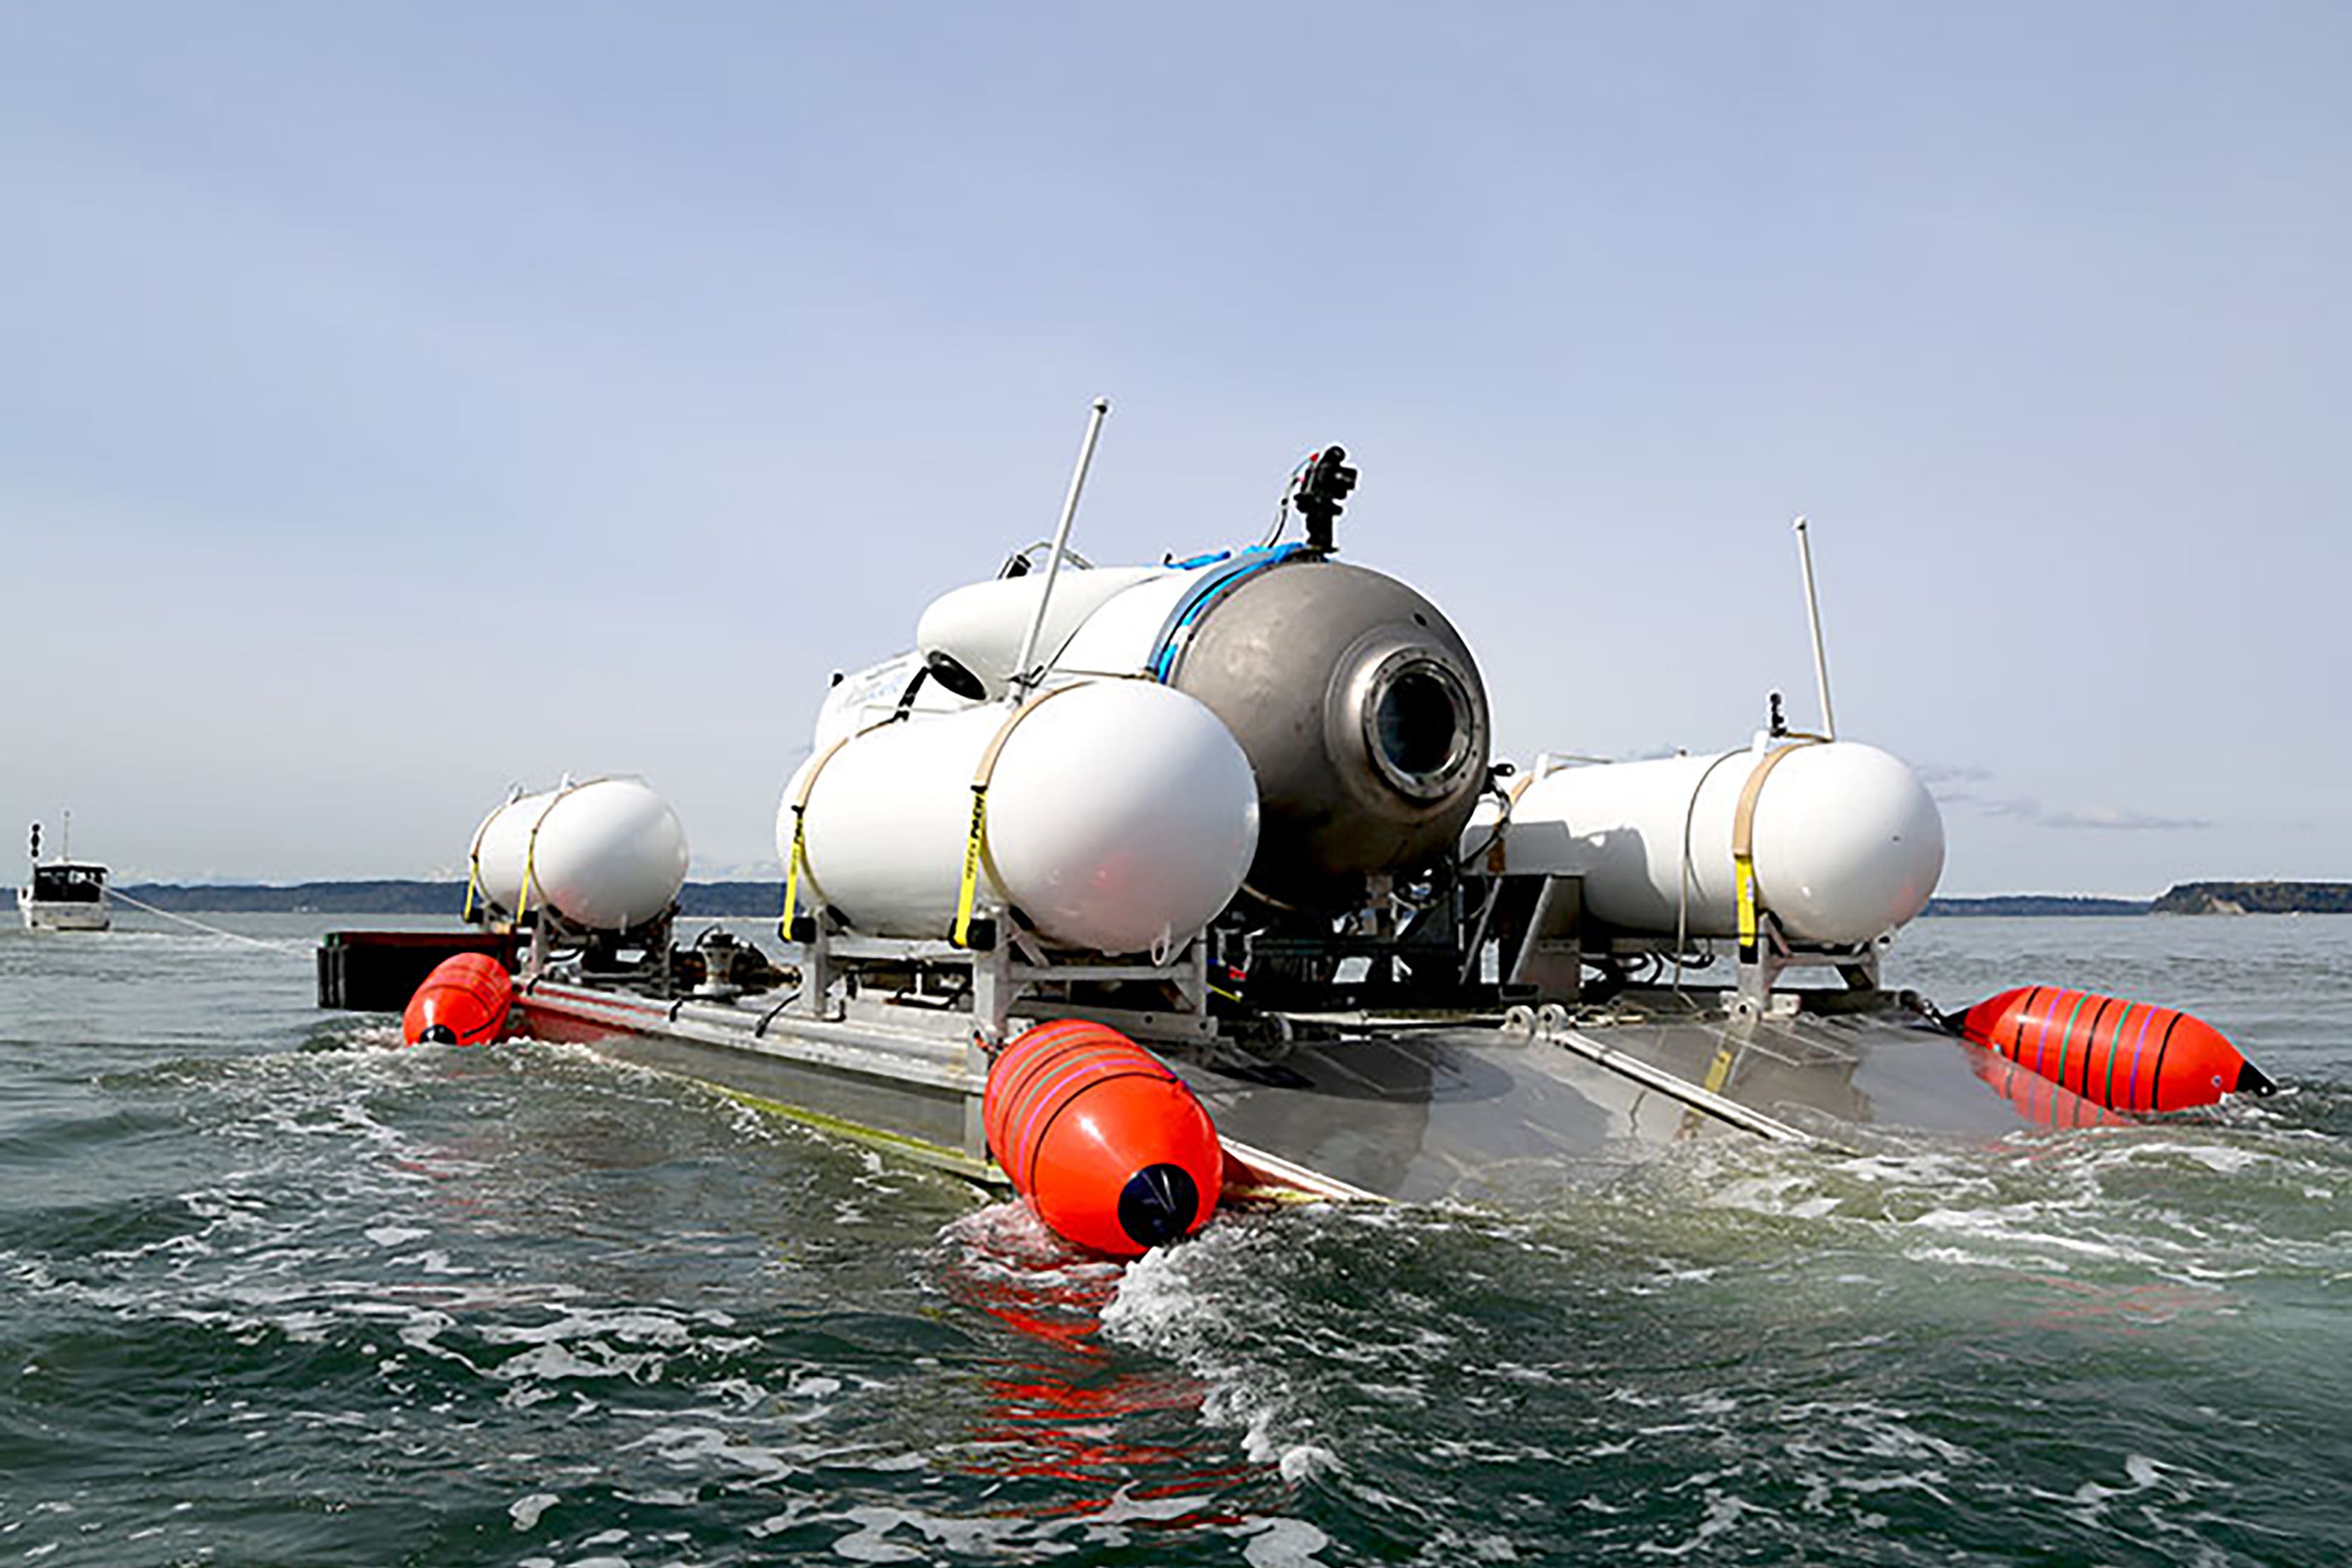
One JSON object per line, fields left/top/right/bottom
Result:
{"left": 1008, "top": 397, "right": 1111, "bottom": 698}
{"left": 1792, "top": 516, "right": 1836, "bottom": 740}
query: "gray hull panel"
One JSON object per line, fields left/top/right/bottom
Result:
{"left": 1181, "top": 1006, "right": 2073, "bottom": 1207}
{"left": 519, "top": 982, "right": 994, "bottom": 1177}
{"left": 517, "top": 981, "right": 2084, "bottom": 1210}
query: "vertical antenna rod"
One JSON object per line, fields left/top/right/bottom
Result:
{"left": 1009, "top": 397, "right": 1111, "bottom": 698}
{"left": 1792, "top": 515, "right": 1836, "bottom": 740}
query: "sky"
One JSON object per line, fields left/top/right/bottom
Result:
{"left": 3, "top": 3, "right": 2346, "bottom": 895}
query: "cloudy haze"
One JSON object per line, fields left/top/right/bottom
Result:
{"left": 4, "top": 3, "right": 2345, "bottom": 896}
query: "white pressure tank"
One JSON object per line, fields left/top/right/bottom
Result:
{"left": 471, "top": 777, "right": 691, "bottom": 931}
{"left": 778, "top": 679, "right": 1259, "bottom": 956}
{"left": 915, "top": 566, "right": 1166, "bottom": 699}
{"left": 1477, "top": 739, "right": 1943, "bottom": 946}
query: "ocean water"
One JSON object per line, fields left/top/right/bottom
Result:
{"left": 4, "top": 912, "right": 2348, "bottom": 1567}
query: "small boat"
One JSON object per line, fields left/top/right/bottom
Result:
{"left": 19, "top": 818, "right": 111, "bottom": 932}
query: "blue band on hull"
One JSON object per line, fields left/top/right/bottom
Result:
{"left": 1147, "top": 544, "right": 1305, "bottom": 683}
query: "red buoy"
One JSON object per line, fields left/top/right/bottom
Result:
{"left": 401, "top": 953, "right": 514, "bottom": 1047}
{"left": 1953, "top": 986, "right": 2272, "bottom": 1111}
{"left": 982, "top": 1020, "right": 1224, "bottom": 1259}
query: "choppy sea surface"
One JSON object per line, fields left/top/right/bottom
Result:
{"left": 4, "top": 912, "right": 2349, "bottom": 1566}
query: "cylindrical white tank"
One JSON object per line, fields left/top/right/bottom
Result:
{"left": 779, "top": 680, "right": 1259, "bottom": 955}
{"left": 472, "top": 777, "right": 691, "bottom": 931}
{"left": 1477, "top": 740, "right": 1943, "bottom": 946}
{"left": 812, "top": 649, "right": 980, "bottom": 754}
{"left": 916, "top": 566, "right": 1167, "bottom": 699}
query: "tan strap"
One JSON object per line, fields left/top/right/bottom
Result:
{"left": 515, "top": 783, "right": 577, "bottom": 921}
{"left": 1730, "top": 741, "right": 1816, "bottom": 861}
{"left": 1731, "top": 740, "right": 1820, "bottom": 957}
{"left": 781, "top": 720, "right": 900, "bottom": 936}
{"left": 951, "top": 682, "right": 1096, "bottom": 946}
{"left": 970, "top": 680, "right": 1093, "bottom": 789}
{"left": 790, "top": 723, "right": 886, "bottom": 813}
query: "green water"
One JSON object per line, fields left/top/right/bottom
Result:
{"left": 4, "top": 915, "right": 2348, "bottom": 1564}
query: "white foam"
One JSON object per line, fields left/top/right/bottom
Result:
{"left": 485, "top": 1308, "right": 694, "bottom": 1349}
{"left": 823, "top": 1504, "right": 1045, "bottom": 1562}
{"left": 748, "top": 1501, "right": 819, "bottom": 1538}
{"left": 1242, "top": 1517, "right": 1331, "bottom": 1567}
{"left": 1632, "top": 1488, "right": 1771, "bottom": 1559}
{"left": 507, "top": 1492, "right": 558, "bottom": 1531}
{"left": 364, "top": 1226, "right": 428, "bottom": 1248}
{"left": 1278, "top": 1444, "right": 1339, "bottom": 1482}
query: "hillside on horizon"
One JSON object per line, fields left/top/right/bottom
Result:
{"left": 114, "top": 880, "right": 785, "bottom": 917}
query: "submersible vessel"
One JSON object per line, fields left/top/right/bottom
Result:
{"left": 324, "top": 409, "right": 2270, "bottom": 1254}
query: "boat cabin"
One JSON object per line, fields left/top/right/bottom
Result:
{"left": 28, "top": 863, "right": 107, "bottom": 903}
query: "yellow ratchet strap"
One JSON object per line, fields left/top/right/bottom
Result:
{"left": 951, "top": 790, "right": 988, "bottom": 948}
{"left": 779, "top": 814, "right": 809, "bottom": 939}
{"left": 952, "top": 682, "right": 1092, "bottom": 948}
{"left": 1730, "top": 741, "right": 1816, "bottom": 963}
{"left": 517, "top": 828, "right": 538, "bottom": 921}
{"left": 1701, "top": 1042, "right": 1737, "bottom": 1095}
{"left": 463, "top": 805, "right": 501, "bottom": 922}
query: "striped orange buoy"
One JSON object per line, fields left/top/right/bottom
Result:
{"left": 401, "top": 953, "right": 514, "bottom": 1047}
{"left": 1953, "top": 986, "right": 2273, "bottom": 1112}
{"left": 982, "top": 1020, "right": 1223, "bottom": 1259}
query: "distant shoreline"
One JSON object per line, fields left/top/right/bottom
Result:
{"left": 1924, "top": 895, "right": 2153, "bottom": 917}
{"left": 114, "top": 880, "right": 785, "bottom": 917}
{"left": 1929, "top": 881, "right": 2352, "bottom": 916}
{"left": 104, "top": 878, "right": 2352, "bottom": 917}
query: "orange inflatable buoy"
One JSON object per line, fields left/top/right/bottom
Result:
{"left": 982, "top": 1020, "right": 1224, "bottom": 1259}
{"left": 401, "top": 953, "right": 514, "bottom": 1047}
{"left": 1953, "top": 986, "right": 2273, "bottom": 1112}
